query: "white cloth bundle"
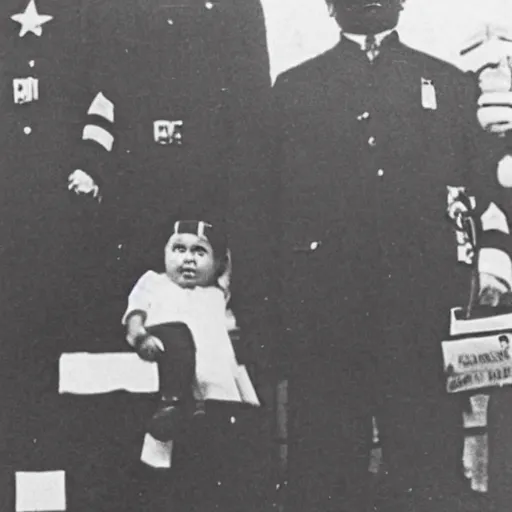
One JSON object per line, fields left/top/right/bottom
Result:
{"left": 59, "top": 353, "right": 159, "bottom": 394}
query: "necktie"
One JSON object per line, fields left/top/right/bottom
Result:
{"left": 364, "top": 34, "right": 379, "bottom": 62}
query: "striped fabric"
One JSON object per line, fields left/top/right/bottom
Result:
{"left": 478, "top": 201, "right": 512, "bottom": 289}
{"left": 83, "top": 92, "right": 115, "bottom": 150}
{"left": 74, "top": 92, "right": 116, "bottom": 186}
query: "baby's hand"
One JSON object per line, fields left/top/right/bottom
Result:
{"left": 138, "top": 336, "right": 164, "bottom": 362}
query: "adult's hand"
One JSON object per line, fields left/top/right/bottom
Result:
{"left": 68, "top": 169, "right": 101, "bottom": 200}
{"left": 478, "top": 272, "right": 509, "bottom": 307}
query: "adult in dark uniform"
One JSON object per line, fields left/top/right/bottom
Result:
{"left": 476, "top": 55, "right": 512, "bottom": 512}
{"left": 68, "top": 0, "right": 271, "bottom": 341}
{"left": 268, "top": 1, "right": 512, "bottom": 511}
{"left": 0, "top": 0, "right": 79, "bottom": 464}
{"left": 0, "top": 1, "right": 88, "bottom": 505}
{"left": 0, "top": 0, "right": 83, "bottom": 385}
{"left": 65, "top": 1, "right": 272, "bottom": 511}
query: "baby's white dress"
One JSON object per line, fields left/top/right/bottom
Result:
{"left": 122, "top": 270, "right": 258, "bottom": 404}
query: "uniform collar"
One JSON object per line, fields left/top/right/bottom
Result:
{"left": 342, "top": 29, "right": 396, "bottom": 50}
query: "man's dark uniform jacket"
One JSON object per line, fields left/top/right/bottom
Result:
{"left": 72, "top": 0, "right": 272, "bottom": 364}
{"left": 75, "top": 0, "right": 269, "bottom": 264}
{"left": 0, "top": 0, "right": 83, "bottom": 366}
{"left": 0, "top": 0, "right": 87, "bottom": 503}
{"left": 269, "top": 32, "right": 512, "bottom": 511}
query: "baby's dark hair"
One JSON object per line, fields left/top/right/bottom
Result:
{"left": 172, "top": 220, "right": 229, "bottom": 278}
{"left": 173, "top": 220, "right": 228, "bottom": 261}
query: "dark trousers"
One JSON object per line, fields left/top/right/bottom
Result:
{"left": 285, "top": 322, "right": 471, "bottom": 512}
{"left": 287, "top": 346, "right": 375, "bottom": 512}
{"left": 147, "top": 322, "right": 197, "bottom": 400}
{"left": 488, "top": 388, "right": 512, "bottom": 512}
{"left": 373, "top": 345, "right": 471, "bottom": 512}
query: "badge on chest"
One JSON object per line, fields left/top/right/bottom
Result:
{"left": 13, "top": 77, "right": 39, "bottom": 104}
{"left": 153, "top": 119, "right": 183, "bottom": 145}
{"left": 421, "top": 78, "right": 437, "bottom": 111}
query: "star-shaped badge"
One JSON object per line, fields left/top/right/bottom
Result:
{"left": 11, "top": 0, "right": 53, "bottom": 37}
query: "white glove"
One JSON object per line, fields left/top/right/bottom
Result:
{"left": 477, "top": 94, "right": 512, "bottom": 134}
{"left": 479, "top": 59, "right": 512, "bottom": 92}
{"left": 67, "top": 169, "right": 100, "bottom": 199}
{"left": 478, "top": 271, "right": 510, "bottom": 307}
{"left": 477, "top": 59, "right": 512, "bottom": 135}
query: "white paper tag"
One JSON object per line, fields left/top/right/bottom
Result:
{"left": 421, "top": 78, "right": 437, "bottom": 110}
{"left": 13, "top": 77, "right": 39, "bottom": 104}
{"left": 140, "top": 433, "right": 173, "bottom": 468}
{"left": 15, "top": 471, "right": 66, "bottom": 512}
{"left": 153, "top": 119, "right": 183, "bottom": 145}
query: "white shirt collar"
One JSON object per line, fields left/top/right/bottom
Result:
{"left": 343, "top": 29, "right": 395, "bottom": 50}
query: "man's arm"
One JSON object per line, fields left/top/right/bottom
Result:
{"left": 460, "top": 72, "right": 512, "bottom": 304}
{"left": 68, "top": 1, "right": 120, "bottom": 200}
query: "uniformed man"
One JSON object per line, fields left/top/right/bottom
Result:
{"left": 475, "top": 52, "right": 512, "bottom": 512}
{"left": 0, "top": 0, "right": 83, "bottom": 379}
{"left": 68, "top": 0, "right": 272, "bottom": 341}
{"left": 268, "top": 1, "right": 512, "bottom": 511}
{"left": 0, "top": 0, "right": 87, "bottom": 507}
{"left": 65, "top": 1, "right": 272, "bottom": 511}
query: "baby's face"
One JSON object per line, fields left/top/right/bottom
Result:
{"left": 165, "top": 233, "right": 218, "bottom": 288}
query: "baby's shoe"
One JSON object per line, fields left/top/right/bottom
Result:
{"left": 147, "top": 396, "right": 183, "bottom": 442}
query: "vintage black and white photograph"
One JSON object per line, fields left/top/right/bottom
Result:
{"left": 2, "top": 0, "right": 512, "bottom": 511}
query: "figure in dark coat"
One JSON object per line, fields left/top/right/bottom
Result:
{"left": 268, "top": 1, "right": 512, "bottom": 510}
{"left": 0, "top": 0, "right": 87, "bottom": 495}
{"left": 475, "top": 49, "right": 512, "bottom": 512}
{"left": 64, "top": 1, "right": 272, "bottom": 511}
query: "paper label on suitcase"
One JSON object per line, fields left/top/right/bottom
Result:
{"left": 442, "top": 308, "right": 512, "bottom": 392}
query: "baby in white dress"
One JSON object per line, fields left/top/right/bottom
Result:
{"left": 122, "top": 220, "right": 256, "bottom": 442}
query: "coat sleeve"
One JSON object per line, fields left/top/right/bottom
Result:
{"left": 72, "top": 1, "right": 121, "bottom": 191}
{"left": 460, "top": 72, "right": 512, "bottom": 289}
{"left": 259, "top": 75, "right": 289, "bottom": 376}
{"left": 224, "top": 4, "right": 274, "bottom": 372}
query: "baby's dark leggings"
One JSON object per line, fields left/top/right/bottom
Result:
{"left": 146, "top": 322, "right": 196, "bottom": 401}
